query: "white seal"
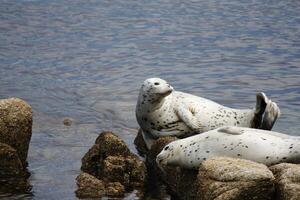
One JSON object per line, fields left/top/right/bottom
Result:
{"left": 156, "top": 126, "right": 300, "bottom": 169}
{"left": 136, "top": 78, "right": 280, "bottom": 148}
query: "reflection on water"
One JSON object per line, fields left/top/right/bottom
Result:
{"left": 0, "top": 0, "right": 299, "bottom": 199}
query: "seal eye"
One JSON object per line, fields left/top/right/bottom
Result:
{"left": 164, "top": 146, "right": 169, "bottom": 151}
{"left": 154, "top": 82, "right": 160, "bottom": 86}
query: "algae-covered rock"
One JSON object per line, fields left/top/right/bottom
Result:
{"left": 75, "top": 172, "right": 105, "bottom": 198}
{"left": 78, "top": 131, "right": 146, "bottom": 198}
{"left": 81, "top": 131, "right": 131, "bottom": 177}
{"left": 106, "top": 182, "right": 125, "bottom": 197}
{"left": 102, "top": 155, "right": 146, "bottom": 188}
{"left": 0, "top": 98, "right": 32, "bottom": 166}
{"left": 197, "top": 157, "right": 275, "bottom": 200}
{"left": 270, "top": 163, "right": 300, "bottom": 200}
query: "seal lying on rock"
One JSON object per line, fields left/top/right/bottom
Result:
{"left": 136, "top": 78, "right": 280, "bottom": 148}
{"left": 156, "top": 126, "right": 300, "bottom": 169}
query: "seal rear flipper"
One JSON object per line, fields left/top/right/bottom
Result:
{"left": 261, "top": 102, "right": 280, "bottom": 130}
{"left": 251, "top": 92, "right": 268, "bottom": 128}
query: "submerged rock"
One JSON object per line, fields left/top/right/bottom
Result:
{"left": 0, "top": 98, "right": 32, "bottom": 166}
{"left": 270, "top": 163, "right": 300, "bottom": 200}
{"left": 76, "top": 131, "right": 146, "bottom": 198}
{"left": 62, "top": 117, "right": 73, "bottom": 126}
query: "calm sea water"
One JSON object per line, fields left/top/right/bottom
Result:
{"left": 0, "top": 0, "right": 300, "bottom": 199}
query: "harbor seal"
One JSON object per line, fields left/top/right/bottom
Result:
{"left": 156, "top": 126, "right": 300, "bottom": 169}
{"left": 136, "top": 78, "right": 280, "bottom": 148}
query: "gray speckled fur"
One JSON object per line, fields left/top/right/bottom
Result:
{"left": 136, "top": 78, "right": 280, "bottom": 148}
{"left": 157, "top": 126, "right": 300, "bottom": 169}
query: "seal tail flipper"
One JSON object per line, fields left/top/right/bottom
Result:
{"left": 261, "top": 101, "right": 280, "bottom": 130}
{"left": 251, "top": 92, "right": 280, "bottom": 130}
{"left": 251, "top": 92, "right": 268, "bottom": 129}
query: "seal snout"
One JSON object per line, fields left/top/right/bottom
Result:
{"left": 156, "top": 154, "right": 167, "bottom": 167}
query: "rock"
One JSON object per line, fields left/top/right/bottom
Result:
{"left": 75, "top": 172, "right": 105, "bottom": 198}
{"left": 0, "top": 142, "right": 31, "bottom": 193}
{"left": 81, "top": 131, "right": 131, "bottom": 177}
{"left": 94, "top": 131, "right": 131, "bottom": 156}
{"left": 134, "top": 129, "right": 148, "bottom": 156}
{"left": 197, "top": 157, "right": 275, "bottom": 200}
{"left": 270, "top": 163, "right": 300, "bottom": 200}
{"left": 0, "top": 143, "right": 24, "bottom": 177}
{"left": 102, "top": 155, "right": 146, "bottom": 188}
{"left": 147, "top": 136, "right": 198, "bottom": 199}
{"left": 62, "top": 117, "right": 73, "bottom": 126}
{"left": 79, "top": 131, "right": 146, "bottom": 197}
{"left": 0, "top": 98, "right": 32, "bottom": 166}
{"left": 106, "top": 182, "right": 125, "bottom": 197}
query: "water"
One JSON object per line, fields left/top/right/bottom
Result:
{"left": 0, "top": 0, "right": 299, "bottom": 199}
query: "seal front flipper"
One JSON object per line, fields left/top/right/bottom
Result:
{"left": 218, "top": 126, "right": 244, "bottom": 135}
{"left": 176, "top": 105, "right": 204, "bottom": 132}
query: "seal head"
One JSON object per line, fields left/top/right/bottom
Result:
{"left": 156, "top": 143, "right": 181, "bottom": 168}
{"left": 139, "top": 78, "right": 173, "bottom": 108}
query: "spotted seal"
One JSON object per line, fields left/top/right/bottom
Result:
{"left": 156, "top": 126, "right": 300, "bottom": 169}
{"left": 136, "top": 78, "right": 280, "bottom": 148}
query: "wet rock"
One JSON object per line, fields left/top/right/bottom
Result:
{"left": 270, "top": 163, "right": 300, "bottom": 200}
{"left": 0, "top": 142, "right": 31, "bottom": 193}
{"left": 197, "top": 157, "right": 275, "bottom": 200}
{"left": 62, "top": 117, "right": 73, "bottom": 126}
{"left": 134, "top": 129, "right": 148, "bottom": 156}
{"left": 78, "top": 131, "right": 146, "bottom": 198}
{"left": 0, "top": 98, "right": 32, "bottom": 166}
{"left": 75, "top": 172, "right": 105, "bottom": 198}
{"left": 0, "top": 143, "right": 24, "bottom": 177}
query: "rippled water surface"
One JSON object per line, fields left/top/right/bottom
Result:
{"left": 0, "top": 0, "right": 300, "bottom": 199}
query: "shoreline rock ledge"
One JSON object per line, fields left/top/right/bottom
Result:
{"left": 76, "top": 131, "right": 146, "bottom": 198}
{"left": 0, "top": 98, "right": 32, "bottom": 193}
{"left": 76, "top": 128, "right": 300, "bottom": 199}
{"left": 136, "top": 129, "right": 300, "bottom": 200}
